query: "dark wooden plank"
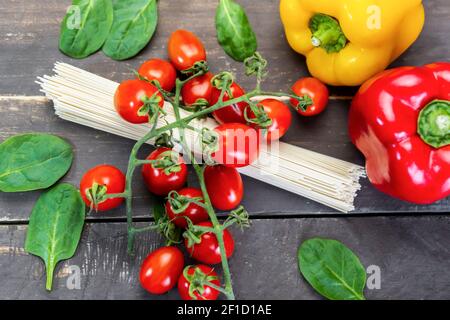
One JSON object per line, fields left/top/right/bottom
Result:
{"left": 1, "top": 217, "right": 449, "bottom": 299}
{"left": 1, "top": 99, "right": 448, "bottom": 221}
{"left": 0, "top": 0, "right": 449, "bottom": 96}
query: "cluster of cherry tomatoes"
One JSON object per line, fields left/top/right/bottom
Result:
{"left": 78, "top": 29, "right": 330, "bottom": 300}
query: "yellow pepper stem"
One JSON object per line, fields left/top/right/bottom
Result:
{"left": 309, "top": 14, "right": 348, "bottom": 53}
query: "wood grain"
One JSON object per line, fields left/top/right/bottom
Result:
{"left": 0, "top": 0, "right": 449, "bottom": 300}
{"left": 1, "top": 217, "right": 449, "bottom": 299}
{"left": 0, "top": 0, "right": 449, "bottom": 96}
{"left": 1, "top": 99, "right": 447, "bottom": 221}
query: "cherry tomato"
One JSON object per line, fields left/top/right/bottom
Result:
{"left": 250, "top": 99, "right": 292, "bottom": 141}
{"left": 204, "top": 165, "right": 243, "bottom": 211}
{"left": 212, "top": 123, "right": 260, "bottom": 168}
{"left": 178, "top": 265, "right": 220, "bottom": 300}
{"left": 165, "top": 187, "right": 209, "bottom": 229}
{"left": 290, "top": 77, "right": 329, "bottom": 116}
{"left": 114, "top": 79, "right": 164, "bottom": 124}
{"left": 139, "top": 246, "right": 184, "bottom": 295}
{"left": 80, "top": 165, "right": 125, "bottom": 211}
{"left": 185, "top": 221, "right": 235, "bottom": 265}
{"left": 137, "top": 58, "right": 177, "bottom": 92}
{"left": 181, "top": 72, "right": 214, "bottom": 107}
{"left": 210, "top": 82, "right": 248, "bottom": 124}
{"left": 142, "top": 147, "right": 188, "bottom": 196}
{"left": 168, "top": 30, "right": 207, "bottom": 71}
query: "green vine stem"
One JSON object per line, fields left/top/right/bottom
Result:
{"left": 115, "top": 53, "right": 304, "bottom": 300}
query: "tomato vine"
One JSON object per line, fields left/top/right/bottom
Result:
{"left": 107, "top": 52, "right": 306, "bottom": 300}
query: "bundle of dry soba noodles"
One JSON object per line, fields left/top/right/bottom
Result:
{"left": 37, "top": 62, "right": 365, "bottom": 213}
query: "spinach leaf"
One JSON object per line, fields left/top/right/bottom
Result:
{"left": 59, "top": 0, "right": 114, "bottom": 59}
{"left": 103, "top": 0, "right": 158, "bottom": 60}
{"left": 25, "top": 183, "right": 85, "bottom": 291}
{"left": 0, "top": 133, "right": 73, "bottom": 192}
{"left": 215, "top": 0, "right": 257, "bottom": 62}
{"left": 298, "top": 238, "right": 366, "bottom": 300}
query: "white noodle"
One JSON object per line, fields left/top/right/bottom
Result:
{"left": 37, "top": 62, "right": 365, "bottom": 213}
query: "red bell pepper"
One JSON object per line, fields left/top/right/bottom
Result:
{"left": 349, "top": 62, "right": 450, "bottom": 204}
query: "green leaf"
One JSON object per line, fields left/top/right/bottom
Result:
{"left": 215, "top": 0, "right": 257, "bottom": 62}
{"left": 152, "top": 196, "right": 182, "bottom": 245}
{"left": 0, "top": 133, "right": 73, "bottom": 192}
{"left": 152, "top": 197, "right": 166, "bottom": 223}
{"left": 59, "top": 0, "right": 114, "bottom": 59}
{"left": 25, "top": 184, "right": 85, "bottom": 291}
{"left": 298, "top": 238, "right": 366, "bottom": 300}
{"left": 103, "top": 0, "right": 158, "bottom": 60}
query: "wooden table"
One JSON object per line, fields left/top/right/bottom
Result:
{"left": 0, "top": 0, "right": 448, "bottom": 299}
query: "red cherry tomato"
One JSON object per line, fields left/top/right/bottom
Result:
{"left": 249, "top": 98, "right": 292, "bottom": 141}
{"left": 210, "top": 82, "right": 248, "bottom": 124}
{"left": 80, "top": 165, "right": 125, "bottom": 211}
{"left": 204, "top": 165, "right": 243, "bottom": 211}
{"left": 178, "top": 265, "right": 220, "bottom": 300}
{"left": 181, "top": 72, "right": 214, "bottom": 107}
{"left": 139, "top": 246, "right": 184, "bottom": 295}
{"left": 142, "top": 147, "right": 188, "bottom": 196}
{"left": 212, "top": 123, "right": 260, "bottom": 168}
{"left": 290, "top": 77, "right": 329, "bottom": 116}
{"left": 185, "top": 221, "right": 235, "bottom": 265}
{"left": 137, "top": 58, "right": 177, "bottom": 92}
{"left": 114, "top": 79, "right": 164, "bottom": 124}
{"left": 168, "top": 30, "right": 207, "bottom": 71}
{"left": 165, "top": 187, "right": 209, "bottom": 229}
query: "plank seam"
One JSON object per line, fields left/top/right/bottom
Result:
{"left": 0, "top": 95, "right": 354, "bottom": 102}
{"left": 0, "top": 212, "right": 448, "bottom": 226}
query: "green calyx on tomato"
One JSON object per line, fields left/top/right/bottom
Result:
{"left": 184, "top": 221, "right": 235, "bottom": 265}
{"left": 150, "top": 150, "right": 183, "bottom": 175}
{"left": 183, "top": 222, "right": 206, "bottom": 249}
{"left": 227, "top": 206, "right": 250, "bottom": 229}
{"left": 85, "top": 182, "right": 108, "bottom": 211}
{"left": 154, "top": 132, "right": 174, "bottom": 149}
{"left": 244, "top": 102, "right": 273, "bottom": 129}
{"left": 211, "top": 72, "right": 234, "bottom": 96}
{"left": 201, "top": 128, "right": 220, "bottom": 164}
{"left": 114, "top": 79, "right": 164, "bottom": 124}
{"left": 182, "top": 265, "right": 219, "bottom": 300}
{"left": 166, "top": 188, "right": 208, "bottom": 229}
{"left": 168, "top": 29, "right": 207, "bottom": 72}
{"left": 293, "top": 94, "right": 314, "bottom": 112}
{"left": 80, "top": 165, "right": 126, "bottom": 212}
{"left": 142, "top": 148, "right": 188, "bottom": 197}
{"left": 138, "top": 91, "right": 166, "bottom": 122}
{"left": 137, "top": 58, "right": 177, "bottom": 92}
{"left": 181, "top": 72, "right": 214, "bottom": 110}
{"left": 244, "top": 52, "right": 268, "bottom": 80}
{"left": 290, "top": 77, "right": 329, "bottom": 116}
{"left": 167, "top": 190, "right": 204, "bottom": 215}
{"left": 417, "top": 100, "right": 450, "bottom": 148}
{"left": 181, "top": 60, "right": 209, "bottom": 76}
{"left": 248, "top": 99, "right": 292, "bottom": 141}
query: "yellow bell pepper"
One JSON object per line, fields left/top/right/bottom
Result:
{"left": 280, "top": 0, "right": 425, "bottom": 86}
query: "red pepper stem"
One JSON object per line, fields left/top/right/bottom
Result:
{"left": 417, "top": 100, "right": 450, "bottom": 148}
